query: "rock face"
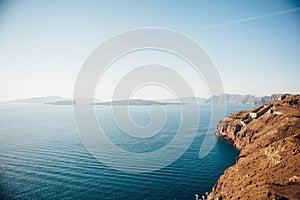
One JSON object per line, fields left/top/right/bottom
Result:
{"left": 208, "top": 94, "right": 300, "bottom": 200}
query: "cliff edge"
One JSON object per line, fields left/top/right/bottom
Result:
{"left": 208, "top": 94, "right": 300, "bottom": 200}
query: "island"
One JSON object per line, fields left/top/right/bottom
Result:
{"left": 206, "top": 94, "right": 281, "bottom": 105}
{"left": 11, "top": 96, "right": 67, "bottom": 104}
{"left": 94, "top": 99, "right": 181, "bottom": 106}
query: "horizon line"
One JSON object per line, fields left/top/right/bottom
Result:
{"left": 2, "top": 93, "right": 297, "bottom": 102}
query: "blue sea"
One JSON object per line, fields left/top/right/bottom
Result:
{"left": 0, "top": 103, "right": 252, "bottom": 200}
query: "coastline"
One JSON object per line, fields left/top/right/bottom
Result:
{"left": 207, "top": 94, "right": 300, "bottom": 199}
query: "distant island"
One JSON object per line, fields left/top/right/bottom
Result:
{"left": 9, "top": 96, "right": 100, "bottom": 105}
{"left": 11, "top": 96, "right": 69, "bottom": 104}
{"left": 94, "top": 99, "right": 181, "bottom": 106}
{"left": 45, "top": 100, "right": 75, "bottom": 105}
{"left": 207, "top": 94, "right": 281, "bottom": 105}
{"left": 9, "top": 94, "right": 291, "bottom": 106}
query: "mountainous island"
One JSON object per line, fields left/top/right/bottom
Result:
{"left": 94, "top": 99, "right": 181, "bottom": 106}
{"left": 207, "top": 94, "right": 300, "bottom": 200}
{"left": 9, "top": 94, "right": 283, "bottom": 106}
{"left": 207, "top": 94, "right": 281, "bottom": 105}
{"left": 45, "top": 100, "right": 76, "bottom": 105}
{"left": 11, "top": 96, "right": 68, "bottom": 104}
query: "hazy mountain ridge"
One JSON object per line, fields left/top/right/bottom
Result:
{"left": 9, "top": 94, "right": 283, "bottom": 106}
{"left": 10, "top": 97, "right": 101, "bottom": 105}
{"left": 11, "top": 96, "right": 69, "bottom": 103}
{"left": 207, "top": 94, "right": 281, "bottom": 105}
{"left": 46, "top": 98, "right": 102, "bottom": 105}
{"left": 94, "top": 99, "right": 181, "bottom": 106}
{"left": 45, "top": 100, "right": 76, "bottom": 105}
{"left": 9, "top": 96, "right": 203, "bottom": 105}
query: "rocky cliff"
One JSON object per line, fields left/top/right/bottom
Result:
{"left": 208, "top": 94, "right": 300, "bottom": 200}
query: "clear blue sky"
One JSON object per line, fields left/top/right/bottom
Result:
{"left": 0, "top": 0, "right": 300, "bottom": 100}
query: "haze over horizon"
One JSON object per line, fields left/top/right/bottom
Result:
{"left": 3, "top": 93, "right": 297, "bottom": 103}
{"left": 1, "top": 0, "right": 300, "bottom": 101}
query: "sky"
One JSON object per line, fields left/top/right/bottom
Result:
{"left": 0, "top": 0, "right": 300, "bottom": 101}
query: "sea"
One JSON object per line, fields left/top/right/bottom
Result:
{"left": 0, "top": 103, "right": 252, "bottom": 200}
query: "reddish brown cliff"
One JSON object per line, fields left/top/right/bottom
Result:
{"left": 208, "top": 94, "right": 300, "bottom": 200}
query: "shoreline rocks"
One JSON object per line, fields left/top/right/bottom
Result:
{"left": 208, "top": 94, "right": 300, "bottom": 200}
